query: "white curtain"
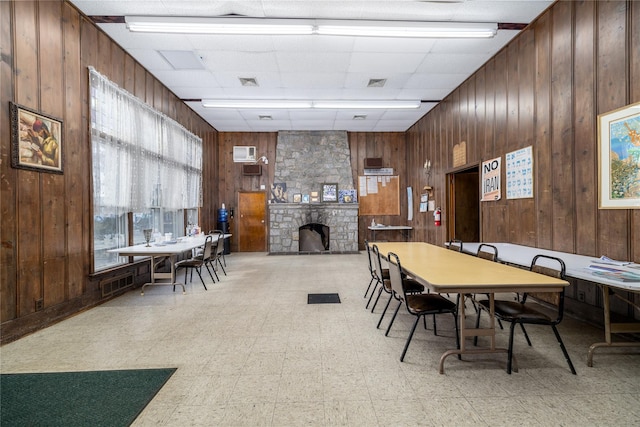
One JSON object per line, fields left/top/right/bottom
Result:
{"left": 89, "top": 67, "right": 202, "bottom": 213}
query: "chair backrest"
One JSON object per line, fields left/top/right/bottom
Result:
{"left": 212, "top": 230, "right": 225, "bottom": 256}
{"left": 371, "top": 244, "right": 385, "bottom": 281}
{"left": 201, "top": 234, "right": 213, "bottom": 260}
{"left": 387, "top": 252, "right": 406, "bottom": 301}
{"left": 477, "top": 243, "right": 498, "bottom": 261}
{"left": 447, "top": 239, "right": 463, "bottom": 252}
{"left": 527, "top": 254, "right": 566, "bottom": 322}
{"left": 365, "top": 240, "right": 375, "bottom": 275}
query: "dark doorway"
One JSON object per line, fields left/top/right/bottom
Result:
{"left": 447, "top": 167, "right": 480, "bottom": 242}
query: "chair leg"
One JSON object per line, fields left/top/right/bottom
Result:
{"left": 203, "top": 263, "right": 216, "bottom": 283}
{"left": 551, "top": 325, "right": 577, "bottom": 374}
{"left": 217, "top": 258, "right": 227, "bottom": 276}
{"left": 400, "top": 316, "right": 421, "bottom": 362}
{"left": 371, "top": 287, "right": 383, "bottom": 313}
{"left": 366, "top": 281, "right": 379, "bottom": 309}
{"left": 384, "top": 300, "right": 402, "bottom": 336}
{"left": 364, "top": 276, "right": 375, "bottom": 298}
{"left": 520, "top": 323, "right": 532, "bottom": 346}
{"left": 507, "top": 322, "right": 517, "bottom": 374}
{"left": 212, "top": 261, "right": 220, "bottom": 281}
{"left": 376, "top": 293, "right": 394, "bottom": 328}
{"left": 194, "top": 266, "right": 207, "bottom": 290}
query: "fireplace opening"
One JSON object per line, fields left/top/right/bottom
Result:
{"left": 299, "top": 223, "right": 330, "bottom": 252}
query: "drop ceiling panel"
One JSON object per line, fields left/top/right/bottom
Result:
{"left": 347, "top": 52, "right": 426, "bottom": 74}
{"left": 275, "top": 52, "right": 352, "bottom": 73}
{"left": 71, "top": 0, "right": 553, "bottom": 132}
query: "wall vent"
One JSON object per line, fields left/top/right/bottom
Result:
{"left": 364, "top": 157, "right": 383, "bottom": 168}
{"left": 242, "top": 164, "right": 262, "bottom": 175}
{"left": 100, "top": 272, "right": 134, "bottom": 297}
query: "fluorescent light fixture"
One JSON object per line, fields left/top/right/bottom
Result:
{"left": 316, "top": 20, "right": 497, "bottom": 38}
{"left": 202, "top": 99, "right": 313, "bottom": 109}
{"left": 202, "top": 99, "right": 421, "bottom": 109}
{"left": 313, "top": 100, "right": 421, "bottom": 109}
{"left": 125, "top": 16, "right": 497, "bottom": 39}
{"left": 126, "top": 16, "right": 314, "bottom": 35}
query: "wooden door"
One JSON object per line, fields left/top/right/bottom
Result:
{"left": 237, "top": 192, "right": 267, "bottom": 252}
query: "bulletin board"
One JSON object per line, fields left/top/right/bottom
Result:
{"left": 358, "top": 175, "right": 400, "bottom": 216}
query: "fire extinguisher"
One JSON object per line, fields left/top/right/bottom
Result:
{"left": 434, "top": 207, "right": 442, "bottom": 227}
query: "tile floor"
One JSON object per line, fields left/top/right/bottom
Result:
{"left": 2, "top": 252, "right": 640, "bottom": 426}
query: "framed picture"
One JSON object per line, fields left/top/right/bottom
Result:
{"left": 270, "top": 182, "right": 287, "bottom": 203}
{"left": 301, "top": 194, "right": 310, "bottom": 203}
{"left": 321, "top": 183, "right": 338, "bottom": 202}
{"left": 310, "top": 191, "right": 320, "bottom": 203}
{"left": 597, "top": 102, "right": 640, "bottom": 209}
{"left": 10, "top": 102, "right": 63, "bottom": 174}
{"left": 338, "top": 189, "right": 357, "bottom": 203}
{"left": 293, "top": 193, "right": 302, "bottom": 203}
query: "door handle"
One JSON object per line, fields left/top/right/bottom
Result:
{"left": 261, "top": 220, "right": 265, "bottom": 223}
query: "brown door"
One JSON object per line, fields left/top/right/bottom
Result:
{"left": 237, "top": 192, "right": 267, "bottom": 252}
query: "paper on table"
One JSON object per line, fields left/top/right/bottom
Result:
{"left": 592, "top": 256, "right": 632, "bottom": 266}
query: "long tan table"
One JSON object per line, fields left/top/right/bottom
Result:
{"left": 461, "top": 242, "right": 640, "bottom": 367}
{"left": 108, "top": 233, "right": 230, "bottom": 295}
{"left": 372, "top": 242, "right": 570, "bottom": 374}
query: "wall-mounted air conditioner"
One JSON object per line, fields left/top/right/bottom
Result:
{"left": 233, "top": 146, "right": 256, "bottom": 162}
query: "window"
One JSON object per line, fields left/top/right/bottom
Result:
{"left": 89, "top": 67, "right": 202, "bottom": 271}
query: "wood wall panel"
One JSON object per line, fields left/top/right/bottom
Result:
{"left": 2, "top": 0, "right": 218, "bottom": 342}
{"left": 574, "top": 0, "right": 598, "bottom": 256}
{"left": 405, "top": 0, "right": 638, "bottom": 265}
{"left": 1, "top": 0, "right": 17, "bottom": 321}
{"left": 596, "top": 0, "right": 630, "bottom": 260}
{"left": 550, "top": 0, "right": 576, "bottom": 253}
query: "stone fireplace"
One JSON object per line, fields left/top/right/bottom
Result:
{"left": 269, "top": 131, "right": 359, "bottom": 254}
{"left": 269, "top": 204, "right": 358, "bottom": 254}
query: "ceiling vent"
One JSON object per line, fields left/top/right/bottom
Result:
{"left": 353, "top": 115, "right": 367, "bottom": 120}
{"left": 259, "top": 115, "right": 273, "bottom": 120}
{"left": 367, "top": 78, "right": 387, "bottom": 88}
{"left": 239, "top": 77, "right": 258, "bottom": 86}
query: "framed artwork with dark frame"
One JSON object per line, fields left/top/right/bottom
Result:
{"left": 10, "top": 102, "right": 63, "bottom": 174}
{"left": 321, "top": 183, "right": 338, "bottom": 202}
{"left": 597, "top": 101, "right": 640, "bottom": 209}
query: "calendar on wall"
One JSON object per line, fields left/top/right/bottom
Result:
{"left": 506, "top": 146, "right": 533, "bottom": 199}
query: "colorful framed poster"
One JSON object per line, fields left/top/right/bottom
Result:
{"left": 598, "top": 102, "right": 640, "bottom": 209}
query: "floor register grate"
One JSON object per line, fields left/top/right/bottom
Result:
{"left": 307, "top": 293, "right": 341, "bottom": 304}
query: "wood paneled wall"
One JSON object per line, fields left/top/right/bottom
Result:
{"left": 1, "top": 0, "right": 218, "bottom": 343}
{"left": 406, "top": 0, "right": 639, "bottom": 264}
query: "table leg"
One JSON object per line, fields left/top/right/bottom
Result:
{"left": 587, "top": 284, "right": 640, "bottom": 367}
{"left": 141, "top": 255, "right": 186, "bottom": 295}
{"left": 439, "top": 293, "right": 515, "bottom": 374}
